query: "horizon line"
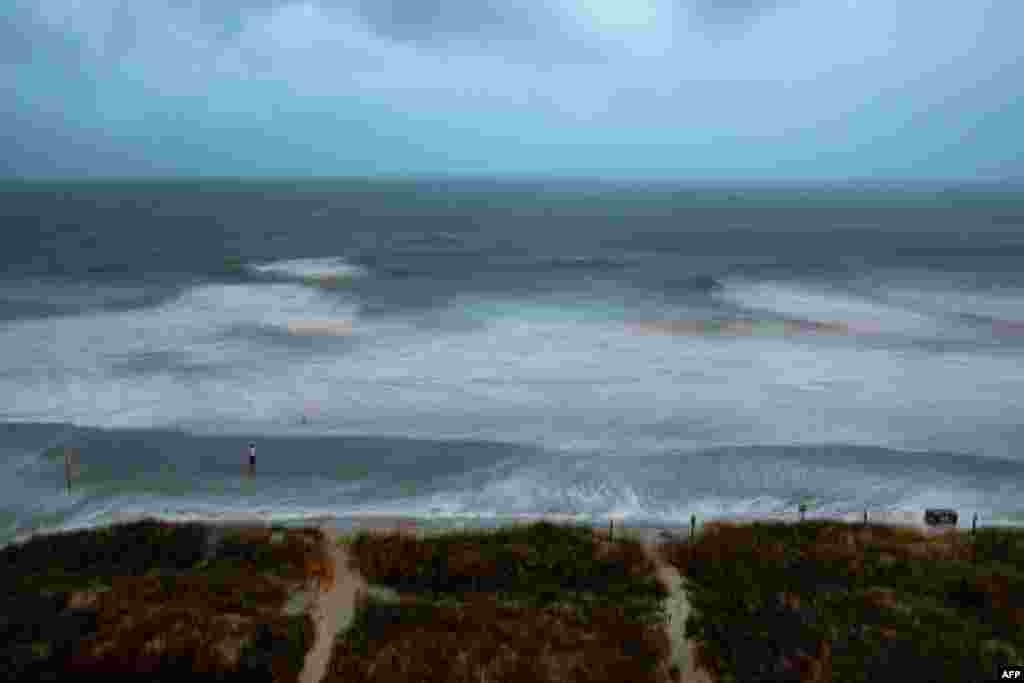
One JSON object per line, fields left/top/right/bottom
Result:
{"left": 1, "top": 173, "right": 1022, "bottom": 190}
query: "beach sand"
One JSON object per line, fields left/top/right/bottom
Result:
{"left": 298, "top": 525, "right": 367, "bottom": 683}
{"left": 317, "top": 508, "right": 958, "bottom": 544}
{"left": 645, "top": 546, "right": 712, "bottom": 683}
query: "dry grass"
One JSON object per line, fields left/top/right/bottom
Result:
{"left": 347, "top": 521, "right": 664, "bottom": 607}
{"left": 327, "top": 592, "right": 674, "bottom": 683}
{"left": 658, "top": 520, "right": 1024, "bottom": 683}
{"left": 1, "top": 519, "right": 327, "bottom": 682}
{"left": 212, "top": 525, "right": 332, "bottom": 587}
{"left": 326, "top": 521, "right": 676, "bottom": 683}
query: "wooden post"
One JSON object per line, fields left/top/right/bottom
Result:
{"left": 971, "top": 513, "right": 977, "bottom": 535}
{"left": 609, "top": 519, "right": 614, "bottom": 542}
{"left": 690, "top": 514, "right": 697, "bottom": 565}
{"left": 63, "top": 447, "right": 78, "bottom": 493}
{"left": 863, "top": 509, "right": 868, "bottom": 526}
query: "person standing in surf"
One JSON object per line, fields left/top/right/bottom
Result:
{"left": 247, "top": 442, "right": 256, "bottom": 477}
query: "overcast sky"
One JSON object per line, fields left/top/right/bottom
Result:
{"left": 2, "top": 1, "right": 1022, "bottom": 180}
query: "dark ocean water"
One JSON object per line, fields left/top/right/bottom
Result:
{"left": 2, "top": 179, "right": 1023, "bottom": 543}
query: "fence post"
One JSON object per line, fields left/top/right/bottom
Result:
{"left": 690, "top": 514, "right": 697, "bottom": 564}
{"left": 64, "top": 447, "right": 74, "bottom": 493}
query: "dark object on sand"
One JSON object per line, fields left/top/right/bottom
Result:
{"left": 925, "top": 508, "right": 958, "bottom": 526}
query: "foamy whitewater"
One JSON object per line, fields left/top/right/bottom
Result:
{"left": 1, "top": 180, "right": 1022, "bottom": 544}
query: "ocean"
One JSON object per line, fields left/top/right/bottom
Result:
{"left": 1, "top": 179, "right": 1022, "bottom": 544}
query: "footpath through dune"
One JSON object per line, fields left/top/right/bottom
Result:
{"left": 298, "top": 528, "right": 367, "bottom": 683}
{"left": 644, "top": 540, "right": 714, "bottom": 683}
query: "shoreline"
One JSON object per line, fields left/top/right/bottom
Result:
{"left": 7, "top": 507, "right": 1009, "bottom": 549}
{"left": 320, "top": 510, "right": 973, "bottom": 543}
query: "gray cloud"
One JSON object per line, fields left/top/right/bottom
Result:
{"left": 342, "top": 0, "right": 787, "bottom": 44}
{"left": 690, "top": 0, "right": 786, "bottom": 25}
{"left": 155, "top": 1, "right": 568, "bottom": 48}
{"left": 0, "top": 0, "right": 779, "bottom": 73}
{"left": 324, "top": 0, "right": 784, "bottom": 47}
{"left": 0, "top": 4, "right": 80, "bottom": 65}
{"left": 163, "top": 1, "right": 288, "bottom": 38}
{"left": 32, "top": 1, "right": 596, "bottom": 67}
{"left": 0, "top": 7, "right": 33, "bottom": 63}
{"left": 1, "top": 0, "right": 1021, "bottom": 180}
{"left": 347, "top": 0, "right": 548, "bottom": 44}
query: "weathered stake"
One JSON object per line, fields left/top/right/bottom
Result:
{"left": 690, "top": 514, "right": 697, "bottom": 565}
{"left": 64, "top": 447, "right": 74, "bottom": 493}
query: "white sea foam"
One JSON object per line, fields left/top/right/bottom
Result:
{"left": 2, "top": 283, "right": 1024, "bottom": 463}
{"left": 715, "top": 278, "right": 940, "bottom": 335}
{"left": 247, "top": 257, "right": 367, "bottom": 281}
{"left": 12, "top": 452, "right": 1017, "bottom": 541}
{"left": 0, "top": 280, "right": 153, "bottom": 310}
{"left": 883, "top": 285, "right": 1024, "bottom": 323}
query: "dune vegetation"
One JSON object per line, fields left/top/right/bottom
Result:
{"left": 4, "top": 516, "right": 1021, "bottom": 683}
{"left": 328, "top": 520, "right": 676, "bottom": 683}
{"left": 0, "top": 519, "right": 327, "bottom": 682}
{"left": 659, "top": 520, "right": 1024, "bottom": 683}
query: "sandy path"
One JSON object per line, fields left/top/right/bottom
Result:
{"left": 298, "top": 528, "right": 368, "bottom": 683}
{"left": 644, "top": 542, "right": 713, "bottom": 683}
